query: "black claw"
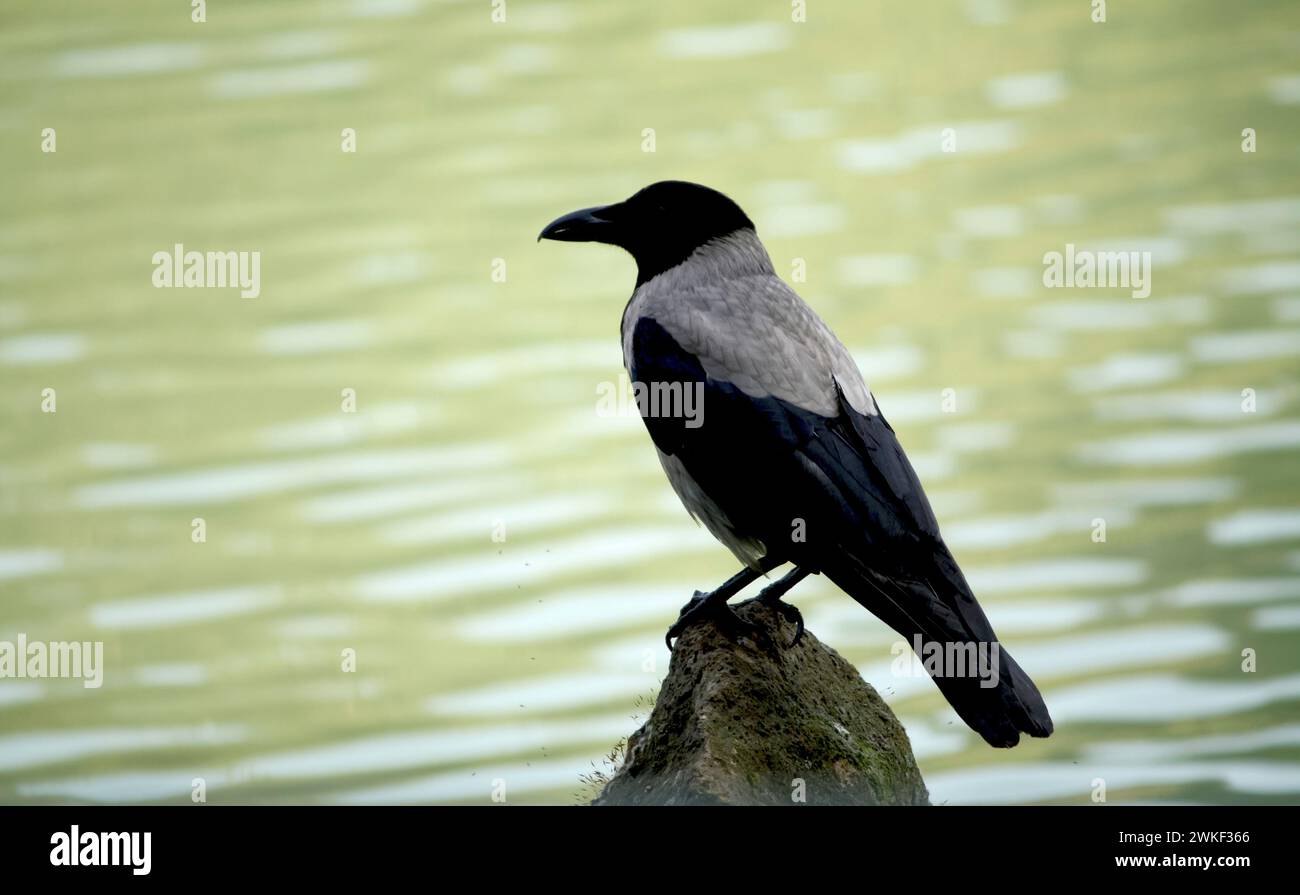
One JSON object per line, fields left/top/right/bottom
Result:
{"left": 665, "top": 594, "right": 759, "bottom": 652}
{"left": 676, "top": 590, "right": 708, "bottom": 615}
{"left": 783, "top": 603, "right": 805, "bottom": 647}
{"left": 746, "top": 590, "right": 804, "bottom": 648}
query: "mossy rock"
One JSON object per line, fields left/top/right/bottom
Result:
{"left": 594, "top": 599, "right": 930, "bottom": 806}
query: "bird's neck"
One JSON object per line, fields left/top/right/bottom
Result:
{"left": 635, "top": 228, "right": 774, "bottom": 289}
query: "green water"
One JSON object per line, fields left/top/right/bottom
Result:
{"left": 2, "top": 0, "right": 1299, "bottom": 804}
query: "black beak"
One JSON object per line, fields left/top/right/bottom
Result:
{"left": 538, "top": 204, "right": 620, "bottom": 243}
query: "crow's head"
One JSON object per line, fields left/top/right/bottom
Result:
{"left": 539, "top": 181, "right": 755, "bottom": 283}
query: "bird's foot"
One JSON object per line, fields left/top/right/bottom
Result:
{"left": 664, "top": 589, "right": 761, "bottom": 651}
{"left": 741, "top": 585, "right": 805, "bottom": 648}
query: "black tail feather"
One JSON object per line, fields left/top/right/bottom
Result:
{"left": 825, "top": 554, "right": 1054, "bottom": 748}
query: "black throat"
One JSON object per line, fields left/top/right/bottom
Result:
{"left": 631, "top": 225, "right": 753, "bottom": 288}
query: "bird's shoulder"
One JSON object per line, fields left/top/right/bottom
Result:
{"left": 623, "top": 271, "right": 873, "bottom": 419}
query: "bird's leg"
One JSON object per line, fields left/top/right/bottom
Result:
{"left": 664, "top": 567, "right": 762, "bottom": 651}
{"left": 742, "top": 565, "right": 811, "bottom": 647}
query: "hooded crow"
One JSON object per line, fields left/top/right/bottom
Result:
{"left": 540, "top": 181, "right": 1053, "bottom": 748}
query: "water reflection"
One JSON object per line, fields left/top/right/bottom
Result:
{"left": 91, "top": 586, "right": 283, "bottom": 630}
{"left": 0, "top": 726, "right": 245, "bottom": 774}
